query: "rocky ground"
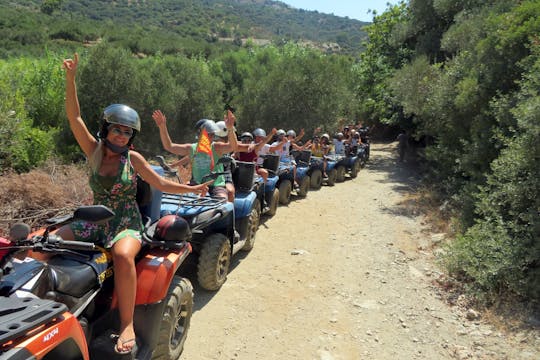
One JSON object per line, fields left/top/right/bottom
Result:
{"left": 179, "top": 142, "right": 540, "bottom": 360}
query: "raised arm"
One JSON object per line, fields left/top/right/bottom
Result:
{"left": 254, "top": 127, "right": 277, "bottom": 153}
{"left": 152, "top": 110, "right": 191, "bottom": 156}
{"left": 131, "top": 151, "right": 207, "bottom": 195}
{"left": 291, "top": 128, "right": 305, "bottom": 144}
{"left": 215, "top": 110, "right": 238, "bottom": 155}
{"left": 63, "top": 53, "right": 97, "bottom": 158}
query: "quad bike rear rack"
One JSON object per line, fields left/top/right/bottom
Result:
{"left": 0, "top": 297, "right": 67, "bottom": 346}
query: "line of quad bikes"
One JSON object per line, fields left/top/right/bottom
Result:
{"left": 0, "top": 140, "right": 370, "bottom": 359}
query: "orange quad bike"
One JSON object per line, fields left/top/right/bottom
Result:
{"left": 0, "top": 205, "right": 194, "bottom": 360}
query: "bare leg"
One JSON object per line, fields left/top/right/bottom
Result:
{"left": 112, "top": 236, "right": 141, "bottom": 353}
{"left": 225, "top": 182, "right": 235, "bottom": 202}
{"left": 257, "top": 168, "right": 268, "bottom": 183}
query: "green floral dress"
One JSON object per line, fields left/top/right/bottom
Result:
{"left": 70, "top": 151, "right": 143, "bottom": 248}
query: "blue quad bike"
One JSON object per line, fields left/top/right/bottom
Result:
{"left": 258, "top": 154, "right": 281, "bottom": 217}
{"left": 333, "top": 145, "right": 361, "bottom": 182}
{"left": 292, "top": 150, "right": 326, "bottom": 190}
{"left": 322, "top": 155, "right": 339, "bottom": 186}
{"left": 268, "top": 154, "right": 310, "bottom": 205}
{"left": 150, "top": 157, "right": 259, "bottom": 291}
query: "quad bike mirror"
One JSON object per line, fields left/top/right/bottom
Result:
{"left": 155, "top": 155, "right": 173, "bottom": 172}
{"left": 9, "top": 223, "right": 30, "bottom": 243}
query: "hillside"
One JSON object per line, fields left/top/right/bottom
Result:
{"left": 0, "top": 0, "right": 368, "bottom": 57}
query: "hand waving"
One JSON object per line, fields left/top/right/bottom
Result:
{"left": 152, "top": 110, "right": 167, "bottom": 127}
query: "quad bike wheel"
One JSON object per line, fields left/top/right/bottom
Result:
{"left": 153, "top": 276, "right": 193, "bottom": 360}
{"left": 265, "top": 188, "right": 279, "bottom": 217}
{"left": 336, "top": 165, "right": 346, "bottom": 182}
{"left": 350, "top": 160, "right": 361, "bottom": 178}
{"left": 326, "top": 169, "right": 337, "bottom": 186}
{"left": 278, "top": 180, "right": 292, "bottom": 205}
{"left": 242, "top": 200, "right": 260, "bottom": 252}
{"left": 310, "top": 169, "right": 323, "bottom": 190}
{"left": 297, "top": 176, "right": 310, "bottom": 197}
{"left": 197, "top": 233, "right": 231, "bottom": 290}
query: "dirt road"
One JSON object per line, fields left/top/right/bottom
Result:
{"left": 180, "top": 143, "right": 539, "bottom": 360}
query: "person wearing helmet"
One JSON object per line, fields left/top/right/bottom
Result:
{"left": 270, "top": 128, "right": 306, "bottom": 188}
{"left": 333, "top": 132, "right": 346, "bottom": 155}
{"left": 60, "top": 54, "right": 208, "bottom": 355}
{"left": 152, "top": 108, "right": 238, "bottom": 200}
{"left": 211, "top": 120, "right": 240, "bottom": 202}
{"left": 236, "top": 128, "right": 277, "bottom": 183}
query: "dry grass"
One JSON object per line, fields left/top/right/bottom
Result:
{"left": 398, "top": 186, "right": 454, "bottom": 234}
{"left": 0, "top": 161, "right": 92, "bottom": 237}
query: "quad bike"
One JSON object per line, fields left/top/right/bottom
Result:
{"left": 292, "top": 150, "right": 323, "bottom": 190}
{"left": 322, "top": 155, "right": 339, "bottom": 186}
{"left": 336, "top": 144, "right": 361, "bottom": 181}
{"left": 259, "top": 154, "right": 281, "bottom": 217}
{"left": 0, "top": 205, "right": 194, "bottom": 360}
{"left": 290, "top": 150, "right": 313, "bottom": 196}
{"left": 270, "top": 154, "right": 311, "bottom": 205}
{"left": 152, "top": 156, "right": 257, "bottom": 291}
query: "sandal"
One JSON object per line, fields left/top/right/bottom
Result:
{"left": 111, "top": 334, "right": 137, "bottom": 355}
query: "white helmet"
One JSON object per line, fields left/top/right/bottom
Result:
{"left": 215, "top": 121, "right": 228, "bottom": 137}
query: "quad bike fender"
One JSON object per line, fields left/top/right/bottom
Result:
{"left": 10, "top": 312, "right": 89, "bottom": 360}
{"left": 111, "top": 243, "right": 191, "bottom": 307}
{"left": 325, "top": 160, "right": 337, "bottom": 171}
{"left": 233, "top": 191, "right": 257, "bottom": 219}
{"left": 264, "top": 175, "right": 279, "bottom": 192}
{"left": 295, "top": 166, "right": 309, "bottom": 181}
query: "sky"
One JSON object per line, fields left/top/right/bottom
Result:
{"left": 280, "top": 0, "right": 401, "bottom": 22}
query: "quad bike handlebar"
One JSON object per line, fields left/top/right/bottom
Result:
{"left": 2, "top": 205, "right": 115, "bottom": 264}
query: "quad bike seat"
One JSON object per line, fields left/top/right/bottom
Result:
{"left": 48, "top": 256, "right": 102, "bottom": 297}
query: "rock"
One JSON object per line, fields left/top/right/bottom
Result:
{"left": 317, "top": 350, "right": 335, "bottom": 360}
{"left": 291, "top": 249, "right": 307, "bottom": 255}
{"left": 466, "top": 309, "right": 480, "bottom": 321}
{"left": 431, "top": 233, "right": 446, "bottom": 244}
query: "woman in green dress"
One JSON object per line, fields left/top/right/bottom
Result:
{"left": 58, "top": 53, "right": 208, "bottom": 355}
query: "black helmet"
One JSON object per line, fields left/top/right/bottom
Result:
{"left": 253, "top": 128, "right": 266, "bottom": 137}
{"left": 240, "top": 132, "right": 253, "bottom": 141}
{"left": 155, "top": 215, "right": 192, "bottom": 243}
{"left": 195, "top": 119, "right": 219, "bottom": 135}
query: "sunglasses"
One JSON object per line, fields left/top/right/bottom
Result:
{"left": 109, "top": 126, "right": 133, "bottom": 138}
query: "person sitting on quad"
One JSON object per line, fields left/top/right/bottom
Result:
{"left": 152, "top": 109, "right": 238, "bottom": 201}
{"left": 60, "top": 54, "right": 209, "bottom": 355}
{"left": 310, "top": 134, "right": 332, "bottom": 178}
{"left": 270, "top": 129, "right": 305, "bottom": 188}
{"left": 214, "top": 120, "right": 237, "bottom": 202}
{"left": 253, "top": 128, "right": 282, "bottom": 168}
{"left": 235, "top": 129, "right": 276, "bottom": 182}
{"left": 332, "top": 132, "right": 346, "bottom": 155}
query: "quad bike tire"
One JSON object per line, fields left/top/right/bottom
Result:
{"left": 278, "top": 180, "right": 292, "bottom": 205}
{"left": 153, "top": 276, "right": 193, "bottom": 360}
{"left": 265, "top": 188, "right": 279, "bottom": 217}
{"left": 242, "top": 199, "right": 260, "bottom": 252}
{"left": 197, "top": 233, "right": 231, "bottom": 290}
{"left": 310, "top": 169, "right": 323, "bottom": 190}
{"left": 336, "top": 165, "right": 346, "bottom": 182}
{"left": 326, "top": 169, "right": 337, "bottom": 186}
{"left": 350, "top": 159, "right": 361, "bottom": 178}
{"left": 297, "top": 176, "right": 310, "bottom": 197}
